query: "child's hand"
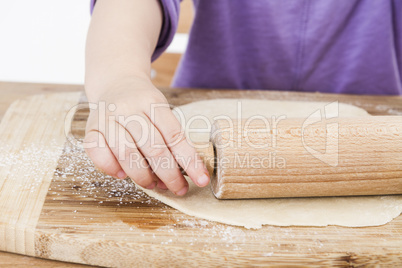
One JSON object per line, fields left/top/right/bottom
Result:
{"left": 84, "top": 0, "right": 207, "bottom": 195}
{"left": 84, "top": 77, "right": 210, "bottom": 196}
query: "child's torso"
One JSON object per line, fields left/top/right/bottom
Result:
{"left": 173, "top": 0, "right": 402, "bottom": 95}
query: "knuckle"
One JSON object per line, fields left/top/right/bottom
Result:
{"left": 146, "top": 147, "right": 167, "bottom": 159}
{"left": 166, "top": 130, "right": 186, "bottom": 145}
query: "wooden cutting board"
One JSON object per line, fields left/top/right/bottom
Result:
{"left": 0, "top": 83, "right": 402, "bottom": 267}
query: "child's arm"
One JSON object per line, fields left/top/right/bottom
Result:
{"left": 84, "top": 0, "right": 209, "bottom": 196}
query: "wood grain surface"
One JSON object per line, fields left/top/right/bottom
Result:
{"left": 0, "top": 82, "right": 402, "bottom": 267}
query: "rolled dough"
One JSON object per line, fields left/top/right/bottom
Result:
{"left": 140, "top": 99, "right": 402, "bottom": 229}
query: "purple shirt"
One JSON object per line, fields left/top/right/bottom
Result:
{"left": 91, "top": 0, "right": 402, "bottom": 95}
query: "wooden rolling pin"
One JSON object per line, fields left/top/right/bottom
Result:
{"left": 194, "top": 116, "right": 402, "bottom": 199}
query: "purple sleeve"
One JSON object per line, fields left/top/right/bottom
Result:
{"left": 152, "top": 0, "right": 181, "bottom": 61}
{"left": 90, "top": 0, "right": 95, "bottom": 14}
{"left": 90, "top": 0, "right": 180, "bottom": 62}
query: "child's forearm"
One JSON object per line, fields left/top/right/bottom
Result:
{"left": 83, "top": 0, "right": 210, "bottom": 195}
{"left": 85, "top": 0, "right": 163, "bottom": 102}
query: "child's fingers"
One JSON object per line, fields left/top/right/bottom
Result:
{"left": 84, "top": 130, "right": 126, "bottom": 179}
{"left": 149, "top": 107, "right": 210, "bottom": 187}
{"left": 106, "top": 122, "right": 159, "bottom": 190}
{"left": 120, "top": 115, "right": 189, "bottom": 196}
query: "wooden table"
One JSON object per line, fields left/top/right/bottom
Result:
{"left": 0, "top": 81, "right": 401, "bottom": 267}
